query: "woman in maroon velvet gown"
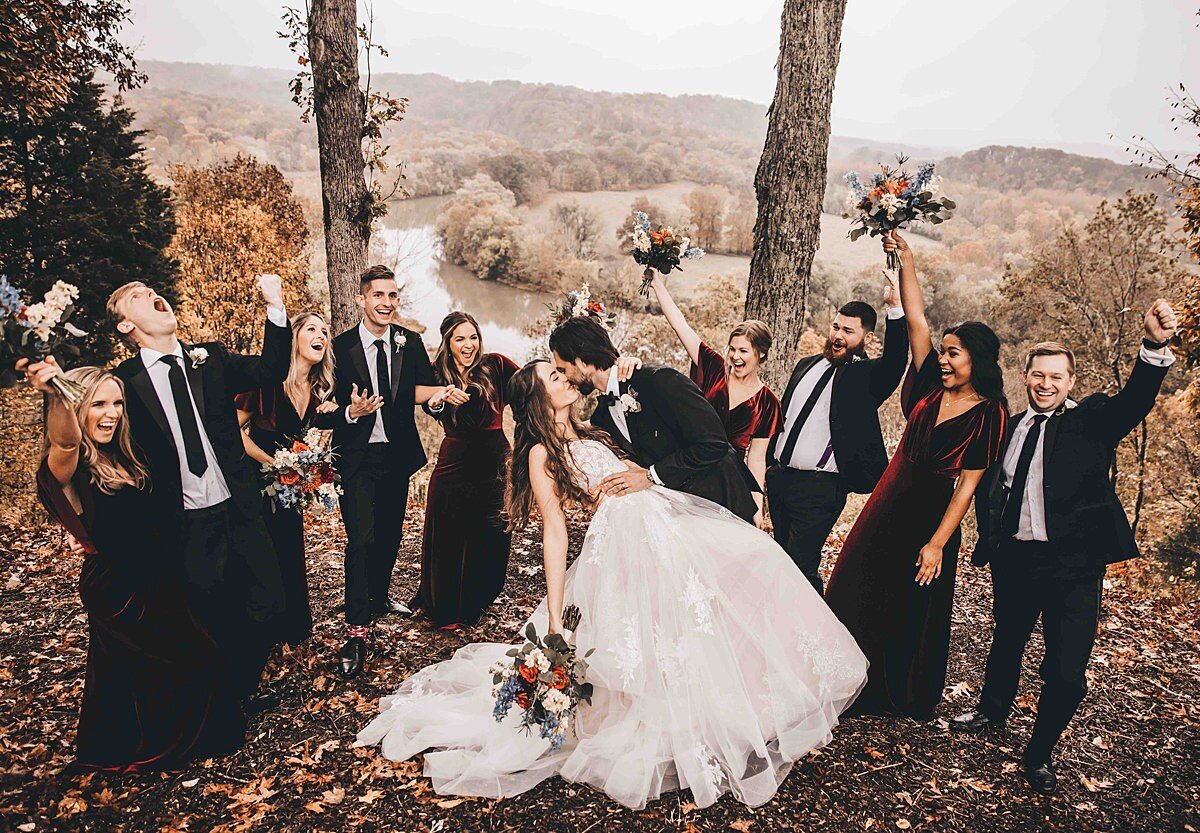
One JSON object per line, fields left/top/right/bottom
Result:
{"left": 236, "top": 312, "right": 336, "bottom": 645}
{"left": 825, "top": 232, "right": 1009, "bottom": 720}
{"left": 648, "top": 275, "right": 781, "bottom": 528}
{"left": 24, "top": 359, "right": 243, "bottom": 771}
{"left": 409, "top": 312, "right": 520, "bottom": 629}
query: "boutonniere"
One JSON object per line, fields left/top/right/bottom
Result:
{"left": 394, "top": 331, "right": 407, "bottom": 349}
{"left": 186, "top": 346, "right": 209, "bottom": 368}
{"left": 850, "top": 354, "right": 865, "bottom": 364}
{"left": 618, "top": 389, "right": 641, "bottom": 414}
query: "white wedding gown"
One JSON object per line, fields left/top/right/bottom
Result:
{"left": 356, "top": 439, "right": 868, "bottom": 809}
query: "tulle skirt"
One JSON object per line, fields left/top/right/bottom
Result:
{"left": 357, "top": 486, "right": 867, "bottom": 809}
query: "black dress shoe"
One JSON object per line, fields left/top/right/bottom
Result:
{"left": 242, "top": 691, "right": 281, "bottom": 716}
{"left": 950, "top": 709, "right": 1006, "bottom": 734}
{"left": 340, "top": 636, "right": 366, "bottom": 678}
{"left": 1023, "top": 760, "right": 1058, "bottom": 795}
{"left": 373, "top": 598, "right": 413, "bottom": 618}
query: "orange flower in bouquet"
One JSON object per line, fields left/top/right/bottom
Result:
{"left": 279, "top": 468, "right": 300, "bottom": 486}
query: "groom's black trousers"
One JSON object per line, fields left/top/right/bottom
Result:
{"left": 765, "top": 467, "right": 846, "bottom": 595}
{"left": 339, "top": 445, "right": 411, "bottom": 627}
{"left": 978, "top": 539, "right": 1103, "bottom": 765}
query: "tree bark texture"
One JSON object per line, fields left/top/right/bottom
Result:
{"left": 308, "top": 0, "right": 370, "bottom": 334}
{"left": 746, "top": 0, "right": 848, "bottom": 390}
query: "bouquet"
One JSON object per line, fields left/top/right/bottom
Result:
{"left": 260, "top": 428, "right": 342, "bottom": 513}
{"left": 843, "top": 156, "right": 956, "bottom": 270}
{"left": 490, "top": 606, "right": 593, "bottom": 751}
{"left": 0, "top": 276, "right": 88, "bottom": 403}
{"left": 629, "top": 211, "right": 704, "bottom": 296}
{"left": 547, "top": 282, "right": 616, "bottom": 330}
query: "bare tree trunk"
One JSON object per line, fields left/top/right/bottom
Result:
{"left": 746, "top": 0, "right": 847, "bottom": 390}
{"left": 308, "top": 0, "right": 370, "bottom": 334}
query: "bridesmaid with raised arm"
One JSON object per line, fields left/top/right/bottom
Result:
{"left": 235, "top": 312, "right": 337, "bottom": 646}
{"left": 22, "top": 358, "right": 243, "bottom": 770}
{"left": 409, "top": 312, "right": 520, "bottom": 629}
{"left": 648, "top": 274, "right": 781, "bottom": 528}
{"left": 825, "top": 232, "right": 1009, "bottom": 720}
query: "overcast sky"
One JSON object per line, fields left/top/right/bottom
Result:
{"left": 128, "top": 0, "right": 1199, "bottom": 155}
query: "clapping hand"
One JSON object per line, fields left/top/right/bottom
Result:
{"left": 256, "top": 273, "right": 285, "bottom": 312}
{"left": 428, "top": 385, "right": 471, "bottom": 409}
{"left": 1144, "top": 299, "right": 1178, "bottom": 347}
{"left": 347, "top": 383, "right": 385, "bottom": 420}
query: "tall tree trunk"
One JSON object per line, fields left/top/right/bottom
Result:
{"left": 746, "top": 0, "right": 848, "bottom": 390}
{"left": 308, "top": 0, "right": 370, "bottom": 334}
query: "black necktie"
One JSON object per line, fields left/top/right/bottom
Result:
{"left": 373, "top": 339, "right": 390, "bottom": 434}
{"left": 1000, "top": 414, "right": 1049, "bottom": 537}
{"left": 160, "top": 355, "right": 208, "bottom": 477}
{"left": 778, "top": 364, "right": 837, "bottom": 466}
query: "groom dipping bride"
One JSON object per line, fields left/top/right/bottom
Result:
{"left": 355, "top": 312, "right": 869, "bottom": 808}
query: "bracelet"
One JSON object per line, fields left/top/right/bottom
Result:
{"left": 1143, "top": 336, "right": 1169, "bottom": 350}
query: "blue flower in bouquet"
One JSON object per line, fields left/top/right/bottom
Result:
{"left": 492, "top": 675, "right": 524, "bottom": 721}
{"left": 0, "top": 276, "right": 23, "bottom": 320}
{"left": 634, "top": 210, "right": 651, "bottom": 232}
{"left": 844, "top": 171, "right": 867, "bottom": 198}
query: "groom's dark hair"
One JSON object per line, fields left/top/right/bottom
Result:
{"left": 548, "top": 316, "right": 619, "bottom": 369}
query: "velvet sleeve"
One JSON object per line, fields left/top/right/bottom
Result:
{"left": 752, "top": 388, "right": 782, "bottom": 439}
{"left": 689, "top": 341, "right": 725, "bottom": 394}
{"left": 961, "top": 401, "right": 1009, "bottom": 471}
{"left": 901, "top": 355, "right": 944, "bottom": 419}
{"left": 36, "top": 461, "right": 97, "bottom": 555}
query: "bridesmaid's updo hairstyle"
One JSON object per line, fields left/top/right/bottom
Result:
{"left": 729, "top": 320, "right": 772, "bottom": 361}
{"left": 943, "top": 321, "right": 1008, "bottom": 410}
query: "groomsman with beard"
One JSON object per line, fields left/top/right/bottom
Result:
{"left": 317, "top": 266, "right": 463, "bottom": 678}
{"left": 952, "top": 300, "right": 1178, "bottom": 795}
{"left": 765, "top": 280, "right": 908, "bottom": 594}
{"left": 108, "top": 275, "right": 289, "bottom": 714}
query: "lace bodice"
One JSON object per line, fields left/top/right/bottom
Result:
{"left": 567, "top": 439, "right": 629, "bottom": 493}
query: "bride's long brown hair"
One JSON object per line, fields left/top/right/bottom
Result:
{"left": 504, "top": 359, "right": 623, "bottom": 530}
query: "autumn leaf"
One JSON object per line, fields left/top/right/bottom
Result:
{"left": 730, "top": 820, "right": 754, "bottom": 832}
{"left": 437, "top": 798, "right": 465, "bottom": 809}
{"left": 895, "top": 820, "right": 912, "bottom": 830}
{"left": 358, "top": 788, "right": 385, "bottom": 804}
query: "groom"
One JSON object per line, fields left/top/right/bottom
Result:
{"left": 108, "top": 275, "right": 289, "bottom": 712}
{"left": 549, "top": 315, "right": 757, "bottom": 522}
{"left": 952, "top": 300, "right": 1178, "bottom": 794}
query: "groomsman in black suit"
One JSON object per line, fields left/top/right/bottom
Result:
{"left": 109, "top": 275, "right": 290, "bottom": 713}
{"left": 765, "top": 281, "right": 908, "bottom": 593}
{"left": 549, "top": 315, "right": 757, "bottom": 522}
{"left": 317, "top": 266, "right": 460, "bottom": 678}
{"left": 952, "top": 300, "right": 1178, "bottom": 795}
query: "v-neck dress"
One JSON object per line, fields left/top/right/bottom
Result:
{"left": 689, "top": 342, "right": 781, "bottom": 453}
{"left": 825, "top": 356, "right": 1008, "bottom": 719}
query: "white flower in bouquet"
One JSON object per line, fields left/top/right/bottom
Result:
{"left": 542, "top": 688, "right": 572, "bottom": 714}
{"left": 275, "top": 449, "right": 299, "bottom": 469}
{"left": 303, "top": 427, "right": 323, "bottom": 448}
{"left": 632, "top": 227, "right": 651, "bottom": 253}
{"left": 525, "top": 648, "right": 551, "bottom": 672}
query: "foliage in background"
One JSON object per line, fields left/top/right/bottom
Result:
{"left": 168, "top": 155, "right": 313, "bottom": 352}
{"left": 0, "top": 77, "right": 179, "bottom": 365}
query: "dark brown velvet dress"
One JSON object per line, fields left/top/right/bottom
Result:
{"left": 410, "top": 353, "right": 520, "bottom": 627}
{"left": 37, "top": 463, "right": 244, "bottom": 771}
{"left": 825, "top": 357, "right": 1008, "bottom": 719}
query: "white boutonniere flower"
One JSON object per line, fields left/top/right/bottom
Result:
{"left": 186, "top": 347, "right": 209, "bottom": 368}
{"left": 618, "top": 391, "right": 641, "bottom": 414}
{"left": 394, "top": 331, "right": 407, "bottom": 349}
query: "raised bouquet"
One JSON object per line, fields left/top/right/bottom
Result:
{"left": 547, "top": 282, "right": 616, "bottom": 330}
{"left": 490, "top": 607, "right": 593, "bottom": 751}
{"left": 260, "top": 427, "right": 341, "bottom": 513}
{"left": 843, "top": 156, "right": 956, "bottom": 270}
{"left": 630, "top": 211, "right": 704, "bottom": 297}
{"left": 0, "top": 276, "right": 88, "bottom": 403}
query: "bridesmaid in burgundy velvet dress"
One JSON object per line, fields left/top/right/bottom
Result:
{"left": 648, "top": 274, "right": 781, "bottom": 528}
{"left": 24, "top": 359, "right": 243, "bottom": 771}
{"left": 825, "top": 232, "right": 1009, "bottom": 720}
{"left": 236, "top": 312, "right": 337, "bottom": 645}
{"left": 410, "top": 312, "right": 520, "bottom": 629}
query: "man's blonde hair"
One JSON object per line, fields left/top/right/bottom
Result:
{"left": 1025, "top": 341, "right": 1076, "bottom": 374}
{"left": 107, "top": 282, "right": 146, "bottom": 348}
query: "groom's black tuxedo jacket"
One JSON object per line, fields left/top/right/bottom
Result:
{"left": 973, "top": 356, "right": 1170, "bottom": 571}
{"left": 590, "top": 364, "right": 758, "bottom": 523}
{"left": 115, "top": 318, "right": 291, "bottom": 612}
{"left": 768, "top": 314, "right": 909, "bottom": 494}
{"left": 315, "top": 324, "right": 437, "bottom": 479}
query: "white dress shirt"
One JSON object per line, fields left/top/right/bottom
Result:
{"left": 1003, "top": 344, "right": 1176, "bottom": 541}
{"left": 605, "top": 367, "right": 663, "bottom": 486}
{"left": 353, "top": 321, "right": 393, "bottom": 444}
{"left": 777, "top": 306, "right": 904, "bottom": 472}
{"left": 139, "top": 341, "right": 232, "bottom": 511}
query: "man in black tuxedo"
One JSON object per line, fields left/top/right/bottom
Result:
{"left": 952, "top": 300, "right": 1178, "bottom": 795}
{"left": 765, "top": 287, "right": 908, "bottom": 593}
{"left": 316, "top": 266, "right": 459, "bottom": 678}
{"left": 549, "top": 315, "right": 757, "bottom": 522}
{"left": 109, "top": 275, "right": 289, "bottom": 713}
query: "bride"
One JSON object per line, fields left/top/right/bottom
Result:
{"left": 357, "top": 358, "right": 868, "bottom": 810}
